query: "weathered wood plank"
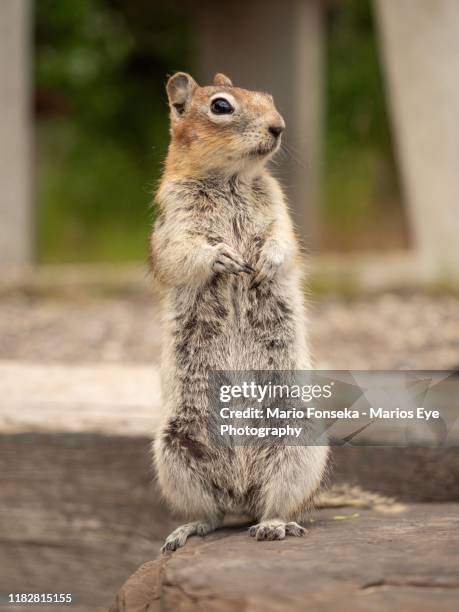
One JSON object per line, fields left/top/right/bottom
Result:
{"left": 0, "top": 361, "right": 160, "bottom": 435}
{"left": 0, "top": 433, "right": 176, "bottom": 609}
{"left": 1, "top": 431, "right": 458, "bottom": 608}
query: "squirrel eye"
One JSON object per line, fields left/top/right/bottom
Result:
{"left": 210, "top": 98, "right": 234, "bottom": 115}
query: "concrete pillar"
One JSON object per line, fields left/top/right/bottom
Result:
{"left": 374, "top": 0, "right": 459, "bottom": 282}
{"left": 0, "top": 0, "right": 33, "bottom": 266}
{"left": 195, "top": 0, "right": 324, "bottom": 250}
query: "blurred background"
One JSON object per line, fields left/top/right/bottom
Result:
{"left": 5, "top": 0, "right": 409, "bottom": 264}
{"left": 1, "top": 0, "right": 459, "bottom": 610}
{"left": 32, "top": 0, "right": 404, "bottom": 262}
{"left": 2, "top": 0, "right": 459, "bottom": 285}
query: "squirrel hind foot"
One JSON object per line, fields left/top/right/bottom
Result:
{"left": 248, "top": 520, "right": 306, "bottom": 541}
{"left": 161, "top": 519, "right": 219, "bottom": 554}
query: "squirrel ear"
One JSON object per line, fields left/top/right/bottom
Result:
{"left": 213, "top": 73, "right": 233, "bottom": 87}
{"left": 166, "top": 72, "right": 198, "bottom": 116}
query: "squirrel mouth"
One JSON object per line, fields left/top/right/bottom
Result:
{"left": 250, "top": 143, "right": 277, "bottom": 157}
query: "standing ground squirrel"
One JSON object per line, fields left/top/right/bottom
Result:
{"left": 150, "top": 72, "right": 329, "bottom": 552}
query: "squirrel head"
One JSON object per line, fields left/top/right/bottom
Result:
{"left": 165, "top": 72, "right": 285, "bottom": 176}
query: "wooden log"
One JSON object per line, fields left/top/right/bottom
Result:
{"left": 107, "top": 504, "right": 459, "bottom": 612}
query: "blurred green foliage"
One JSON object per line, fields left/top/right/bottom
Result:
{"left": 36, "top": 0, "right": 192, "bottom": 262}
{"left": 323, "top": 0, "right": 405, "bottom": 250}
{"left": 35, "top": 0, "right": 404, "bottom": 262}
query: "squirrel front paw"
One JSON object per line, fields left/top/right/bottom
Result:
{"left": 212, "top": 243, "right": 254, "bottom": 276}
{"left": 250, "top": 240, "right": 292, "bottom": 289}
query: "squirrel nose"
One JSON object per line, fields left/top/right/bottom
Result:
{"left": 268, "top": 125, "right": 284, "bottom": 138}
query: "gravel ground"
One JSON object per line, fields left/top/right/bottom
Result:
{"left": 0, "top": 292, "right": 458, "bottom": 369}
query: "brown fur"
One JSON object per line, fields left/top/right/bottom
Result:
{"left": 151, "top": 73, "right": 329, "bottom": 552}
